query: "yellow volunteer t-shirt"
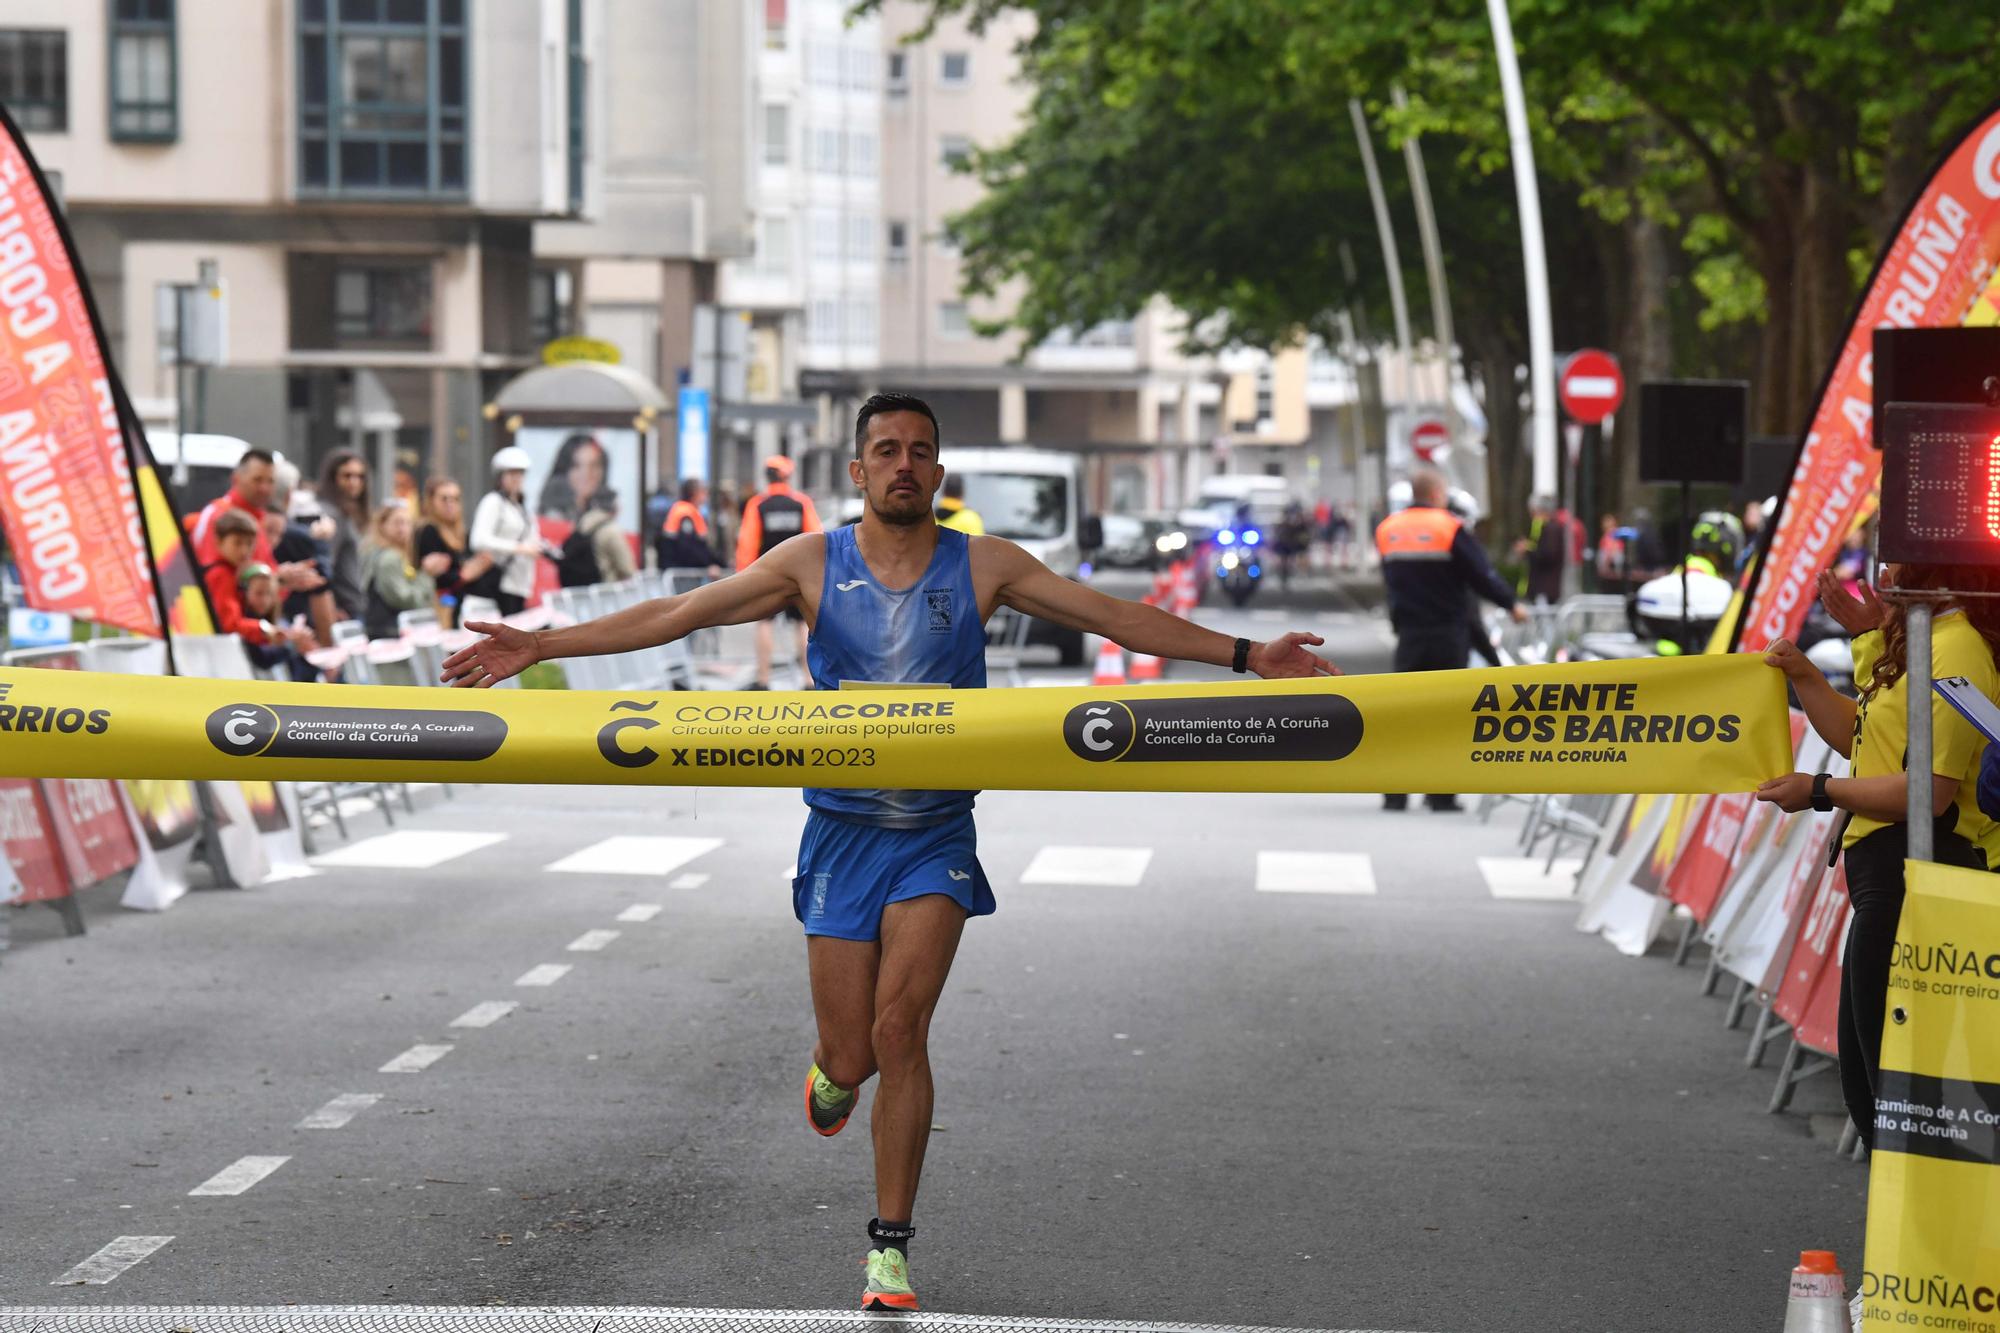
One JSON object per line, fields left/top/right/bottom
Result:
{"left": 1844, "top": 613, "right": 2000, "bottom": 858}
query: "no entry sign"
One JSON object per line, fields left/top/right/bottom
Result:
{"left": 1559, "top": 349, "right": 1623, "bottom": 425}
{"left": 1410, "top": 418, "right": 1449, "bottom": 461}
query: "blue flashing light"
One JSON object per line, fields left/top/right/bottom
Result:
{"left": 1242, "top": 528, "right": 1261, "bottom": 547}
{"left": 1248, "top": 564, "right": 1262, "bottom": 578}
{"left": 1216, "top": 529, "right": 1237, "bottom": 546}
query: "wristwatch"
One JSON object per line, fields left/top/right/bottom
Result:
{"left": 1232, "top": 637, "right": 1252, "bottom": 673}
{"left": 1811, "top": 772, "right": 1834, "bottom": 812}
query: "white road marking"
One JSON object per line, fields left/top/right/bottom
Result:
{"left": 567, "top": 929, "right": 620, "bottom": 952}
{"left": 189, "top": 1155, "right": 290, "bottom": 1197}
{"left": 514, "top": 963, "right": 572, "bottom": 987}
{"left": 1479, "top": 856, "right": 1584, "bottom": 901}
{"left": 449, "top": 1000, "right": 519, "bottom": 1029}
{"left": 379, "top": 1044, "right": 454, "bottom": 1074}
{"left": 615, "top": 904, "right": 663, "bottom": 922}
{"left": 1019, "top": 845, "right": 1153, "bottom": 887}
{"left": 670, "top": 873, "right": 710, "bottom": 889}
{"left": 311, "top": 831, "right": 507, "bottom": 870}
{"left": 298, "top": 1093, "right": 380, "bottom": 1129}
{"left": 546, "top": 835, "right": 723, "bottom": 877}
{"left": 51, "top": 1236, "right": 173, "bottom": 1285}
{"left": 1255, "top": 851, "right": 1377, "bottom": 895}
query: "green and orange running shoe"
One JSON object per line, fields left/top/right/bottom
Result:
{"left": 861, "top": 1247, "right": 918, "bottom": 1312}
{"left": 804, "top": 1062, "right": 857, "bottom": 1137}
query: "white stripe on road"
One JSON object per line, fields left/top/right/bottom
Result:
{"left": 51, "top": 1236, "right": 173, "bottom": 1285}
{"left": 1019, "top": 845, "right": 1153, "bottom": 887}
{"left": 380, "top": 1044, "right": 454, "bottom": 1074}
{"left": 449, "top": 1000, "right": 519, "bottom": 1029}
{"left": 189, "top": 1155, "right": 290, "bottom": 1197}
{"left": 669, "top": 873, "right": 710, "bottom": 889}
{"left": 1255, "top": 851, "right": 1377, "bottom": 895}
{"left": 546, "top": 835, "right": 724, "bottom": 877}
{"left": 567, "top": 929, "right": 620, "bottom": 952}
{"left": 298, "top": 1093, "right": 381, "bottom": 1129}
{"left": 1479, "top": 856, "right": 1584, "bottom": 901}
{"left": 514, "top": 963, "right": 572, "bottom": 987}
{"left": 311, "top": 831, "right": 508, "bottom": 870}
{"left": 615, "top": 903, "right": 663, "bottom": 923}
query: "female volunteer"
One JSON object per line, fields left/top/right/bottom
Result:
{"left": 1756, "top": 564, "right": 2000, "bottom": 1149}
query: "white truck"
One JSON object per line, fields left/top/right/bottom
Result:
{"left": 947, "top": 447, "right": 1102, "bottom": 665}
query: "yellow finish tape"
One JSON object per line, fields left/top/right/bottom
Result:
{"left": 0, "top": 654, "right": 1790, "bottom": 795}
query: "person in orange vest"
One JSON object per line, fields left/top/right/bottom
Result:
{"left": 738, "top": 456, "right": 823, "bottom": 688}
{"left": 657, "top": 478, "right": 724, "bottom": 577}
{"left": 1376, "top": 467, "right": 1525, "bottom": 812}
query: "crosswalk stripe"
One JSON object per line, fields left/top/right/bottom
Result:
{"left": 380, "top": 1044, "right": 453, "bottom": 1074}
{"left": 51, "top": 1235, "right": 173, "bottom": 1285}
{"left": 1020, "top": 845, "right": 1152, "bottom": 887}
{"left": 1255, "top": 851, "right": 1377, "bottom": 895}
{"left": 515, "top": 963, "right": 572, "bottom": 987}
{"left": 1478, "top": 856, "right": 1583, "bottom": 901}
{"left": 311, "top": 830, "right": 507, "bottom": 870}
{"left": 567, "top": 929, "right": 620, "bottom": 952}
{"left": 546, "top": 835, "right": 724, "bottom": 877}
{"left": 448, "top": 1000, "right": 518, "bottom": 1029}
{"left": 616, "top": 904, "right": 663, "bottom": 923}
{"left": 189, "top": 1155, "right": 290, "bottom": 1197}
{"left": 670, "top": 873, "right": 711, "bottom": 890}
{"left": 298, "top": 1093, "right": 379, "bottom": 1129}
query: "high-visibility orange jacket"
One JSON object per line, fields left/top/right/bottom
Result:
{"left": 736, "top": 483, "right": 822, "bottom": 572}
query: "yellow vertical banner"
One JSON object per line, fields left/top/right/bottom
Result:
{"left": 1858, "top": 860, "right": 2000, "bottom": 1330}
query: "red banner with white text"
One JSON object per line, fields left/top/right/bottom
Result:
{"left": 1739, "top": 103, "right": 2000, "bottom": 651}
{"left": 0, "top": 776, "right": 68, "bottom": 904}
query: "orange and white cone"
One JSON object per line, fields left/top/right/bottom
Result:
{"left": 1129, "top": 649, "right": 1163, "bottom": 682}
{"left": 1091, "top": 637, "right": 1128, "bottom": 687}
{"left": 1782, "top": 1251, "right": 1847, "bottom": 1332}
{"left": 1172, "top": 560, "right": 1198, "bottom": 618}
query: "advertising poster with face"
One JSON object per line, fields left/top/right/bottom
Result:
{"left": 512, "top": 426, "right": 643, "bottom": 595}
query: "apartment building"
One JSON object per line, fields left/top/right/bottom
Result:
{"left": 10, "top": 0, "right": 593, "bottom": 493}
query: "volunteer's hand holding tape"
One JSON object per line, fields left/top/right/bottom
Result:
{"left": 0, "top": 654, "right": 1791, "bottom": 795}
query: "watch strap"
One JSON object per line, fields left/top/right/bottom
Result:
{"left": 1811, "top": 772, "right": 1833, "bottom": 812}
{"left": 1232, "top": 637, "right": 1252, "bottom": 673}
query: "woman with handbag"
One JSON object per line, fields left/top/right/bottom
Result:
{"left": 415, "top": 477, "right": 490, "bottom": 628}
{"left": 464, "top": 446, "right": 542, "bottom": 623}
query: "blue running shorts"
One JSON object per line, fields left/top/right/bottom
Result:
{"left": 792, "top": 809, "right": 996, "bottom": 941}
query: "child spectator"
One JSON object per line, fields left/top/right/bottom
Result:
{"left": 362, "top": 502, "right": 437, "bottom": 639}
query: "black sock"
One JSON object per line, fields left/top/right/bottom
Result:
{"left": 868, "top": 1217, "right": 914, "bottom": 1256}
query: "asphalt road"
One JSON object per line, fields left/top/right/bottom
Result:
{"left": 0, "top": 573, "right": 1864, "bottom": 1332}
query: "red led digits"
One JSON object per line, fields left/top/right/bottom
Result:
{"left": 1990, "top": 434, "right": 2000, "bottom": 540}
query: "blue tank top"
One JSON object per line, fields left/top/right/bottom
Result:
{"left": 805, "top": 525, "right": 986, "bottom": 827}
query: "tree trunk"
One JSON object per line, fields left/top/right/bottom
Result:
{"left": 1612, "top": 207, "right": 1672, "bottom": 516}
{"left": 1470, "top": 329, "right": 1529, "bottom": 549}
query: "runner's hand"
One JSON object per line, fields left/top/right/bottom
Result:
{"left": 1754, "top": 772, "right": 1814, "bottom": 812}
{"left": 1817, "top": 569, "right": 1884, "bottom": 636}
{"left": 1761, "top": 638, "right": 1822, "bottom": 685}
{"left": 1247, "top": 632, "right": 1341, "bottom": 678}
{"left": 442, "top": 620, "right": 541, "bottom": 687}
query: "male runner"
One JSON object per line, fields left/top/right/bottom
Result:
{"left": 442, "top": 392, "right": 1339, "bottom": 1310}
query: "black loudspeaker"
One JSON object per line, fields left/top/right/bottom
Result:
{"left": 1871, "top": 328, "right": 2000, "bottom": 446}
{"left": 1638, "top": 379, "right": 1748, "bottom": 484}
{"left": 1737, "top": 435, "right": 1796, "bottom": 504}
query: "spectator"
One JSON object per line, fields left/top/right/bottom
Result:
{"left": 415, "top": 477, "right": 487, "bottom": 628}
{"left": 465, "top": 446, "right": 541, "bottom": 621}
{"left": 1515, "top": 494, "right": 1566, "bottom": 604}
{"left": 263, "top": 459, "right": 336, "bottom": 647}
{"left": 361, "top": 502, "right": 437, "bottom": 640}
{"left": 317, "top": 449, "right": 372, "bottom": 622}
{"left": 658, "top": 479, "right": 724, "bottom": 576}
{"left": 1275, "top": 501, "right": 1313, "bottom": 588}
{"left": 1595, "top": 512, "right": 1627, "bottom": 592}
{"left": 936, "top": 474, "right": 985, "bottom": 535}
{"left": 557, "top": 500, "right": 637, "bottom": 588}
{"left": 204, "top": 509, "right": 314, "bottom": 659}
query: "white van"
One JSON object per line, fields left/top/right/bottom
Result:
{"left": 144, "top": 431, "right": 261, "bottom": 512}
{"left": 947, "top": 448, "right": 1101, "bottom": 664}
{"left": 1178, "top": 473, "right": 1292, "bottom": 539}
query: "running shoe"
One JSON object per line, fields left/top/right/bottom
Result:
{"left": 804, "top": 1062, "right": 857, "bottom": 1137}
{"left": 861, "top": 1247, "right": 918, "bottom": 1311}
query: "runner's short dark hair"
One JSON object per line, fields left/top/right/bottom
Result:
{"left": 237, "top": 448, "right": 275, "bottom": 471}
{"left": 854, "top": 393, "right": 940, "bottom": 456}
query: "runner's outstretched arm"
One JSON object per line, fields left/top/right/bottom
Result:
{"left": 984, "top": 538, "right": 1339, "bottom": 678}
{"left": 441, "top": 540, "right": 812, "bottom": 687}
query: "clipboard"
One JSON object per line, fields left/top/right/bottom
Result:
{"left": 1934, "top": 675, "right": 2000, "bottom": 746}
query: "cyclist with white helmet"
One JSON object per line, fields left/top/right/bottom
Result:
{"left": 464, "top": 445, "right": 544, "bottom": 621}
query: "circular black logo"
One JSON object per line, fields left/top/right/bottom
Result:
{"left": 1062, "top": 701, "right": 1135, "bottom": 762}
{"left": 206, "top": 704, "right": 279, "bottom": 757}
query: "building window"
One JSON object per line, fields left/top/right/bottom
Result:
{"left": 811, "top": 126, "right": 842, "bottom": 175}
{"left": 757, "top": 216, "right": 791, "bottom": 275}
{"left": 762, "top": 103, "right": 789, "bottom": 166}
{"left": 0, "top": 30, "right": 67, "bottom": 132}
{"left": 763, "top": 0, "right": 786, "bottom": 50}
{"left": 808, "top": 41, "right": 839, "bottom": 87}
{"left": 333, "top": 262, "right": 434, "bottom": 350}
{"left": 939, "top": 51, "right": 969, "bottom": 86}
{"left": 846, "top": 129, "right": 876, "bottom": 178}
{"left": 109, "top": 1, "right": 176, "bottom": 142}
{"left": 808, "top": 298, "right": 840, "bottom": 344}
{"left": 810, "top": 208, "right": 839, "bottom": 262}
{"left": 298, "top": 0, "right": 468, "bottom": 197}
{"left": 885, "top": 50, "right": 907, "bottom": 95}
{"left": 845, "top": 214, "right": 874, "bottom": 262}
{"left": 938, "top": 302, "right": 970, "bottom": 339}
{"left": 846, "top": 297, "right": 877, "bottom": 347}
{"left": 940, "top": 135, "right": 972, "bottom": 170}
{"left": 885, "top": 220, "right": 908, "bottom": 263}
{"left": 566, "top": 0, "right": 586, "bottom": 213}
{"left": 843, "top": 44, "right": 875, "bottom": 91}
{"left": 529, "top": 266, "right": 575, "bottom": 346}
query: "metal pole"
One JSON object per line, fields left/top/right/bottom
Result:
{"left": 1390, "top": 87, "right": 1456, "bottom": 393}
{"left": 1485, "top": 0, "right": 1558, "bottom": 498}
{"left": 171, "top": 285, "right": 189, "bottom": 492}
{"left": 1907, "top": 600, "right": 1934, "bottom": 865}
{"left": 1348, "top": 99, "right": 1413, "bottom": 416}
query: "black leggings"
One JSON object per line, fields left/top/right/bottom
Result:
{"left": 1837, "top": 820, "right": 1983, "bottom": 1148}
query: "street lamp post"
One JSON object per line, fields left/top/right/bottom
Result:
{"left": 1485, "top": 0, "right": 1558, "bottom": 500}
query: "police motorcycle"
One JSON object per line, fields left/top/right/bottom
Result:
{"left": 1625, "top": 511, "right": 1744, "bottom": 657}
{"left": 1212, "top": 514, "right": 1266, "bottom": 607}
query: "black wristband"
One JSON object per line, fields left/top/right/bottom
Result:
{"left": 1232, "top": 637, "right": 1252, "bottom": 673}
{"left": 1811, "top": 772, "right": 1833, "bottom": 812}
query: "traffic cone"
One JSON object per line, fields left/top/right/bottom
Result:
{"left": 1172, "top": 559, "right": 1197, "bottom": 618}
{"left": 1130, "top": 650, "right": 1163, "bottom": 682}
{"left": 1091, "top": 637, "right": 1128, "bottom": 687}
{"left": 1782, "top": 1251, "right": 1848, "bottom": 1332}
